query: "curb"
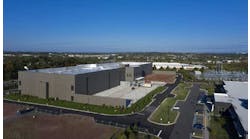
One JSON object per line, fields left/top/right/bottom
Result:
{"left": 3, "top": 99, "right": 133, "bottom": 117}
{"left": 137, "top": 87, "right": 168, "bottom": 113}
{"left": 147, "top": 83, "right": 192, "bottom": 125}
{"left": 3, "top": 87, "right": 168, "bottom": 117}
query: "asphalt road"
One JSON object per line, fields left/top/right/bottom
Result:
{"left": 169, "top": 83, "right": 202, "bottom": 139}
{"left": 4, "top": 75, "right": 201, "bottom": 139}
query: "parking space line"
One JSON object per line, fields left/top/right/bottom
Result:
{"left": 157, "top": 130, "right": 162, "bottom": 137}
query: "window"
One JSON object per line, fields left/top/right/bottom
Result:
{"left": 18, "top": 81, "right": 21, "bottom": 85}
{"left": 71, "top": 85, "right": 74, "bottom": 91}
{"left": 71, "top": 96, "right": 74, "bottom": 101}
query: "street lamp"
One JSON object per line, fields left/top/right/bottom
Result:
{"left": 167, "top": 105, "right": 170, "bottom": 123}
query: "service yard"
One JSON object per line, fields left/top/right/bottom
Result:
{"left": 94, "top": 81, "right": 161, "bottom": 104}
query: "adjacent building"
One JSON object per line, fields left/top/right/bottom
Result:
{"left": 214, "top": 81, "right": 248, "bottom": 138}
{"left": 18, "top": 62, "right": 152, "bottom": 107}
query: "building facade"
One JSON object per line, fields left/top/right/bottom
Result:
{"left": 18, "top": 62, "right": 152, "bottom": 107}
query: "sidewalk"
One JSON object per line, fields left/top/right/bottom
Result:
{"left": 204, "top": 103, "right": 209, "bottom": 139}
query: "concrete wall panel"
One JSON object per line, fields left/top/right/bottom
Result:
{"left": 75, "top": 68, "right": 124, "bottom": 95}
{"left": 18, "top": 71, "right": 75, "bottom": 99}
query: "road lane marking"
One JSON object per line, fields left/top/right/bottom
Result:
{"left": 157, "top": 130, "right": 162, "bottom": 137}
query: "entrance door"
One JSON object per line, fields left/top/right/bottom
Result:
{"left": 45, "top": 82, "right": 49, "bottom": 99}
{"left": 142, "top": 70, "right": 146, "bottom": 77}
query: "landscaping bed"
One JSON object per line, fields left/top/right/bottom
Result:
{"left": 200, "top": 82, "right": 215, "bottom": 95}
{"left": 209, "top": 116, "right": 240, "bottom": 139}
{"left": 149, "top": 83, "right": 191, "bottom": 124}
{"left": 4, "top": 86, "right": 166, "bottom": 115}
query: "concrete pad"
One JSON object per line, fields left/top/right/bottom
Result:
{"left": 94, "top": 81, "right": 161, "bottom": 103}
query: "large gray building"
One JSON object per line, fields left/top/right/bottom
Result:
{"left": 18, "top": 62, "right": 152, "bottom": 107}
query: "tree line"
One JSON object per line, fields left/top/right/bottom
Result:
{"left": 4, "top": 55, "right": 102, "bottom": 81}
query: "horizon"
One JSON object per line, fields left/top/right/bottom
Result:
{"left": 3, "top": 50, "right": 248, "bottom": 55}
{"left": 4, "top": 0, "right": 248, "bottom": 53}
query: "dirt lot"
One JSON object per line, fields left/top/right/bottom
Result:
{"left": 4, "top": 103, "right": 121, "bottom": 139}
{"left": 3, "top": 103, "right": 26, "bottom": 118}
{"left": 145, "top": 73, "right": 176, "bottom": 84}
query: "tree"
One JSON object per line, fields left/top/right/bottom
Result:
{"left": 166, "top": 66, "right": 170, "bottom": 70}
{"left": 193, "top": 67, "right": 198, "bottom": 71}
{"left": 200, "top": 67, "right": 205, "bottom": 73}
{"left": 153, "top": 65, "right": 157, "bottom": 70}
{"left": 159, "top": 66, "right": 164, "bottom": 71}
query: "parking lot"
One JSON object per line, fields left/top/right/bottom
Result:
{"left": 192, "top": 114, "right": 204, "bottom": 138}
{"left": 169, "top": 84, "right": 203, "bottom": 139}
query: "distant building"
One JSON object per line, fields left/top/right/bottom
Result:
{"left": 194, "top": 71, "right": 202, "bottom": 75}
{"left": 193, "top": 70, "right": 201, "bottom": 79}
{"left": 226, "top": 60, "right": 233, "bottom": 63}
{"left": 21, "top": 54, "right": 32, "bottom": 57}
{"left": 216, "top": 61, "right": 223, "bottom": 73}
{"left": 152, "top": 62, "right": 206, "bottom": 70}
{"left": 117, "top": 56, "right": 123, "bottom": 59}
{"left": 207, "top": 60, "right": 212, "bottom": 63}
{"left": 3, "top": 54, "right": 15, "bottom": 57}
{"left": 18, "top": 62, "right": 152, "bottom": 107}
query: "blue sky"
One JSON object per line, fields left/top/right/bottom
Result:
{"left": 4, "top": 0, "right": 248, "bottom": 53}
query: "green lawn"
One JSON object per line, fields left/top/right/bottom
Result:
{"left": 209, "top": 116, "right": 240, "bottom": 139}
{"left": 200, "top": 82, "right": 215, "bottom": 95}
{"left": 4, "top": 86, "right": 166, "bottom": 115}
{"left": 173, "top": 82, "right": 192, "bottom": 100}
{"left": 110, "top": 126, "right": 159, "bottom": 139}
{"left": 149, "top": 83, "right": 191, "bottom": 124}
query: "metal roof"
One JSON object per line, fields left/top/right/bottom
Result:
{"left": 28, "top": 62, "right": 150, "bottom": 75}
{"left": 215, "top": 81, "right": 248, "bottom": 131}
{"left": 214, "top": 93, "right": 231, "bottom": 103}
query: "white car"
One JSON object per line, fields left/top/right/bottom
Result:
{"left": 173, "top": 106, "right": 180, "bottom": 110}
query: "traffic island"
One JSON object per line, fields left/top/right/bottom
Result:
{"left": 148, "top": 83, "right": 191, "bottom": 125}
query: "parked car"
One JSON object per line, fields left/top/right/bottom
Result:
{"left": 193, "top": 123, "right": 204, "bottom": 129}
{"left": 16, "top": 107, "right": 34, "bottom": 115}
{"left": 173, "top": 106, "right": 180, "bottom": 110}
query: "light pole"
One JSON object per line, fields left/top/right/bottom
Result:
{"left": 167, "top": 105, "right": 170, "bottom": 123}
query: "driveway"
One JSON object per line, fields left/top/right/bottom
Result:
{"left": 169, "top": 84, "right": 202, "bottom": 139}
